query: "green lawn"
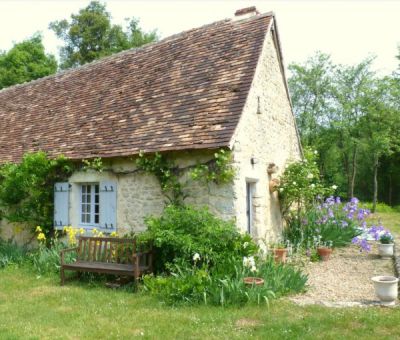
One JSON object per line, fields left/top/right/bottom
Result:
{"left": 0, "top": 267, "right": 399, "bottom": 339}
{"left": 1, "top": 212, "right": 400, "bottom": 339}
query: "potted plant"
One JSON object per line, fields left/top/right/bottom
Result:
{"left": 378, "top": 232, "right": 394, "bottom": 258}
{"left": 317, "top": 241, "right": 333, "bottom": 261}
{"left": 371, "top": 275, "right": 399, "bottom": 306}
{"left": 272, "top": 242, "right": 288, "bottom": 263}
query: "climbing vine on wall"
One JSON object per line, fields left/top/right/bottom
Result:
{"left": 82, "top": 157, "right": 104, "bottom": 172}
{"left": 0, "top": 152, "right": 74, "bottom": 236}
{"left": 136, "top": 151, "right": 186, "bottom": 206}
{"left": 136, "top": 149, "right": 235, "bottom": 206}
{"left": 190, "top": 149, "right": 235, "bottom": 184}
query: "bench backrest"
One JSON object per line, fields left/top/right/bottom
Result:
{"left": 77, "top": 236, "right": 139, "bottom": 264}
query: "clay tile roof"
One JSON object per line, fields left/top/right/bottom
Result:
{"left": 0, "top": 13, "right": 273, "bottom": 163}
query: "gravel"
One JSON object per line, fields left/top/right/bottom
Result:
{"left": 289, "top": 243, "right": 396, "bottom": 307}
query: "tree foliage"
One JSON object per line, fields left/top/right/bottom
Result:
{"left": 0, "top": 34, "right": 57, "bottom": 90}
{"left": 289, "top": 52, "right": 400, "bottom": 209}
{"left": 49, "top": 1, "right": 157, "bottom": 69}
{"left": 0, "top": 152, "right": 73, "bottom": 236}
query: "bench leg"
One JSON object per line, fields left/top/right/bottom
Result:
{"left": 60, "top": 267, "right": 65, "bottom": 286}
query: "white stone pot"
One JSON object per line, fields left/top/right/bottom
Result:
{"left": 371, "top": 276, "right": 399, "bottom": 306}
{"left": 378, "top": 243, "right": 394, "bottom": 258}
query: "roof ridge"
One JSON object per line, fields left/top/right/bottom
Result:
{"left": 0, "top": 12, "right": 273, "bottom": 95}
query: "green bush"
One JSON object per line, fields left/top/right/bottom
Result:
{"left": 143, "top": 256, "right": 307, "bottom": 306}
{"left": 140, "top": 205, "right": 257, "bottom": 273}
{"left": 0, "top": 239, "right": 27, "bottom": 268}
{"left": 0, "top": 152, "right": 73, "bottom": 235}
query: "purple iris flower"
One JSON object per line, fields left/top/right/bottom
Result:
{"left": 360, "top": 239, "right": 371, "bottom": 252}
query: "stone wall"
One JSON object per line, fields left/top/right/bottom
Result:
{"left": 229, "top": 28, "right": 301, "bottom": 242}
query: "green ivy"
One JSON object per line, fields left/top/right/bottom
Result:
{"left": 0, "top": 152, "right": 74, "bottom": 236}
{"left": 136, "top": 149, "right": 235, "bottom": 206}
{"left": 82, "top": 157, "right": 104, "bottom": 172}
{"left": 190, "top": 149, "right": 235, "bottom": 184}
{"left": 136, "top": 152, "right": 186, "bottom": 206}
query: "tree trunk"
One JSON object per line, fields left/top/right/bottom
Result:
{"left": 372, "top": 155, "right": 379, "bottom": 213}
{"left": 343, "top": 154, "right": 351, "bottom": 199}
{"left": 388, "top": 173, "right": 392, "bottom": 206}
{"left": 349, "top": 144, "right": 358, "bottom": 198}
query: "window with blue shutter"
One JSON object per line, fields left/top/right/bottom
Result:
{"left": 54, "top": 182, "right": 70, "bottom": 229}
{"left": 79, "top": 183, "right": 100, "bottom": 226}
{"left": 99, "top": 181, "right": 117, "bottom": 231}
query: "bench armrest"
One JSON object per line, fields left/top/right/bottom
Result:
{"left": 60, "top": 247, "right": 78, "bottom": 265}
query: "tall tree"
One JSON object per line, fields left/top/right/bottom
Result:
{"left": 0, "top": 34, "right": 57, "bottom": 90}
{"left": 360, "top": 76, "right": 400, "bottom": 211}
{"left": 288, "top": 52, "right": 335, "bottom": 147}
{"left": 49, "top": 1, "right": 157, "bottom": 69}
{"left": 331, "top": 58, "right": 374, "bottom": 198}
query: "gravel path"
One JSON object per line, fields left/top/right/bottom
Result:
{"left": 289, "top": 243, "right": 395, "bottom": 307}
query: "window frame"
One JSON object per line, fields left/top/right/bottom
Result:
{"left": 79, "top": 183, "right": 100, "bottom": 228}
{"left": 245, "top": 178, "right": 258, "bottom": 235}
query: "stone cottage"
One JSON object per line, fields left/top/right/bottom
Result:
{"left": 0, "top": 7, "right": 301, "bottom": 242}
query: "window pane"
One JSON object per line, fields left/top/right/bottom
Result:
{"left": 80, "top": 183, "right": 99, "bottom": 225}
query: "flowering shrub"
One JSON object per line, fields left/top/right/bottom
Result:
{"left": 278, "top": 148, "right": 335, "bottom": 217}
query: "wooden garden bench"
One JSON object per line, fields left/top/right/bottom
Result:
{"left": 60, "top": 236, "right": 153, "bottom": 286}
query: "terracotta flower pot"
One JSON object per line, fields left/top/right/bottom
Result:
{"left": 317, "top": 247, "right": 333, "bottom": 261}
{"left": 273, "top": 248, "right": 287, "bottom": 263}
{"left": 243, "top": 277, "right": 264, "bottom": 286}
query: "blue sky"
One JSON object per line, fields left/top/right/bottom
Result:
{"left": 0, "top": 0, "right": 399, "bottom": 74}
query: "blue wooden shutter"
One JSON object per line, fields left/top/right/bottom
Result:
{"left": 54, "top": 182, "right": 70, "bottom": 229}
{"left": 99, "top": 181, "right": 117, "bottom": 230}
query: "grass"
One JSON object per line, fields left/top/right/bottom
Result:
{"left": 0, "top": 267, "right": 398, "bottom": 338}
{"left": 0, "top": 211, "right": 400, "bottom": 339}
{"left": 369, "top": 210, "right": 400, "bottom": 237}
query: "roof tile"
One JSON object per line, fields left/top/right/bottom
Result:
{"left": 0, "top": 14, "right": 272, "bottom": 163}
